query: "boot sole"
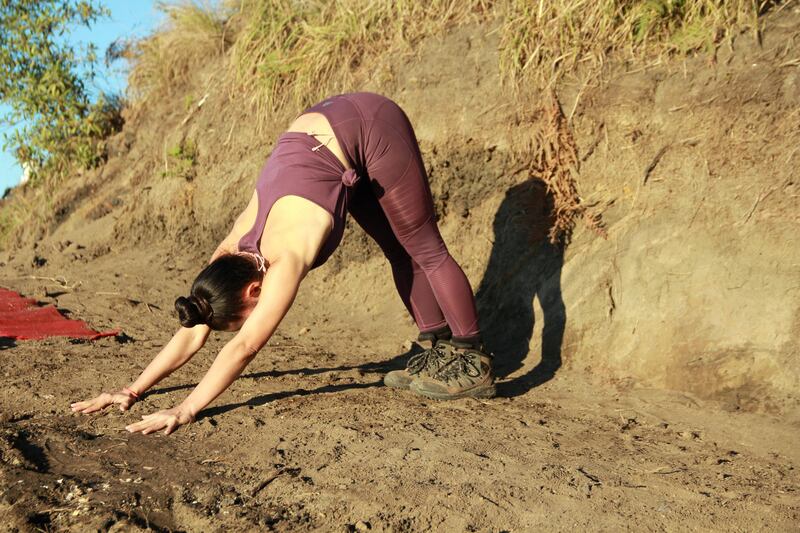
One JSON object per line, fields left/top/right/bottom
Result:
{"left": 383, "top": 373, "right": 413, "bottom": 389}
{"left": 409, "top": 381, "right": 496, "bottom": 400}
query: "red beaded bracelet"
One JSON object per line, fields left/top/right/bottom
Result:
{"left": 122, "top": 387, "right": 141, "bottom": 401}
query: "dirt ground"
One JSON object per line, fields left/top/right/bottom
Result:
{"left": 0, "top": 249, "right": 798, "bottom": 532}
{"left": 2, "top": 7, "right": 800, "bottom": 533}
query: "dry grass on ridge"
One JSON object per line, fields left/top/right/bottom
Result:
{"left": 127, "top": 1, "right": 231, "bottom": 102}
{"left": 121, "top": 0, "right": 764, "bottom": 243}
{"left": 127, "top": 0, "right": 768, "bottom": 114}
{"left": 499, "top": 0, "right": 768, "bottom": 89}
{"left": 0, "top": 1, "right": 772, "bottom": 248}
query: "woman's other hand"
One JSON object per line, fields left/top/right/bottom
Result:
{"left": 125, "top": 406, "right": 194, "bottom": 435}
{"left": 70, "top": 390, "right": 137, "bottom": 414}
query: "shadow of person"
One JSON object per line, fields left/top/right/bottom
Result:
{"left": 198, "top": 380, "right": 383, "bottom": 420}
{"left": 475, "top": 179, "right": 566, "bottom": 398}
{"left": 144, "top": 344, "right": 422, "bottom": 400}
{"left": 190, "top": 344, "right": 420, "bottom": 418}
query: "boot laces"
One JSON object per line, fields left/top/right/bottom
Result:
{"left": 435, "top": 352, "right": 482, "bottom": 383}
{"left": 406, "top": 343, "right": 447, "bottom": 375}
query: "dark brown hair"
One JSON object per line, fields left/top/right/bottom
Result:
{"left": 174, "top": 254, "right": 264, "bottom": 330}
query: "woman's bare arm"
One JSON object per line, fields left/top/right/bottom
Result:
{"left": 70, "top": 325, "right": 211, "bottom": 413}
{"left": 125, "top": 252, "right": 307, "bottom": 434}
{"left": 73, "top": 192, "right": 261, "bottom": 415}
{"left": 127, "top": 197, "right": 258, "bottom": 395}
{"left": 124, "top": 196, "right": 327, "bottom": 434}
{"left": 126, "top": 325, "right": 211, "bottom": 394}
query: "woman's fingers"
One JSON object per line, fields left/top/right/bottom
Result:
{"left": 70, "top": 398, "right": 100, "bottom": 410}
{"left": 73, "top": 396, "right": 185, "bottom": 436}
{"left": 164, "top": 418, "right": 179, "bottom": 435}
{"left": 71, "top": 393, "right": 114, "bottom": 414}
{"left": 72, "top": 398, "right": 104, "bottom": 413}
{"left": 126, "top": 413, "right": 178, "bottom": 435}
{"left": 146, "top": 418, "right": 168, "bottom": 434}
{"left": 125, "top": 418, "right": 154, "bottom": 433}
{"left": 73, "top": 391, "right": 142, "bottom": 416}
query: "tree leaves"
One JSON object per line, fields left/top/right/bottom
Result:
{"left": 0, "top": 0, "right": 119, "bottom": 181}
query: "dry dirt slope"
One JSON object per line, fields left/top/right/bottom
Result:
{"left": 1, "top": 7, "right": 799, "bottom": 532}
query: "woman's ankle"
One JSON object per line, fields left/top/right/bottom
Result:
{"left": 451, "top": 334, "right": 483, "bottom": 350}
{"left": 418, "top": 324, "right": 452, "bottom": 344}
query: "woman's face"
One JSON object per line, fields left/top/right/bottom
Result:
{"left": 222, "top": 283, "right": 261, "bottom": 331}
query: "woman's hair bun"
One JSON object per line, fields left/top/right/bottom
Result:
{"left": 174, "top": 294, "right": 213, "bottom": 327}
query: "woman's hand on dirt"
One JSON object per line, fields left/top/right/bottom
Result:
{"left": 125, "top": 406, "right": 194, "bottom": 435}
{"left": 70, "top": 391, "right": 136, "bottom": 414}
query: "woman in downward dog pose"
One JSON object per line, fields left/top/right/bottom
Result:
{"left": 71, "top": 93, "right": 494, "bottom": 435}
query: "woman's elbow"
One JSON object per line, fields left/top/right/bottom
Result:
{"left": 186, "top": 326, "right": 210, "bottom": 352}
{"left": 234, "top": 340, "right": 261, "bottom": 363}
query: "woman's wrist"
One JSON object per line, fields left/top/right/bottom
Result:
{"left": 177, "top": 402, "right": 198, "bottom": 422}
{"left": 122, "top": 386, "right": 142, "bottom": 401}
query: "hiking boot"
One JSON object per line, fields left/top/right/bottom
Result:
{"left": 384, "top": 331, "right": 451, "bottom": 389}
{"left": 409, "top": 340, "right": 496, "bottom": 400}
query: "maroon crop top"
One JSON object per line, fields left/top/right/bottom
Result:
{"left": 237, "top": 131, "right": 360, "bottom": 269}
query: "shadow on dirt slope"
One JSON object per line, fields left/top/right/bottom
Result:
{"left": 476, "top": 179, "right": 566, "bottom": 397}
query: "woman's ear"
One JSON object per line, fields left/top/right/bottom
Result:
{"left": 246, "top": 280, "right": 261, "bottom": 299}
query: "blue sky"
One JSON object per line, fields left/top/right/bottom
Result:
{"left": 0, "top": 1, "right": 162, "bottom": 194}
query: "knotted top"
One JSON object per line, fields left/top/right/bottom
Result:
{"left": 237, "top": 132, "right": 353, "bottom": 271}
{"left": 341, "top": 168, "right": 360, "bottom": 187}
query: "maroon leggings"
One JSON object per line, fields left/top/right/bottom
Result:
{"left": 306, "top": 93, "right": 480, "bottom": 338}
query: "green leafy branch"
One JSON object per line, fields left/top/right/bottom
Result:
{"left": 0, "top": 0, "right": 122, "bottom": 182}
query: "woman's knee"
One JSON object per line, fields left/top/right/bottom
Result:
{"left": 382, "top": 244, "right": 411, "bottom": 267}
{"left": 402, "top": 235, "right": 451, "bottom": 273}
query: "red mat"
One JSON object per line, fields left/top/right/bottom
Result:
{"left": 0, "top": 287, "right": 119, "bottom": 340}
